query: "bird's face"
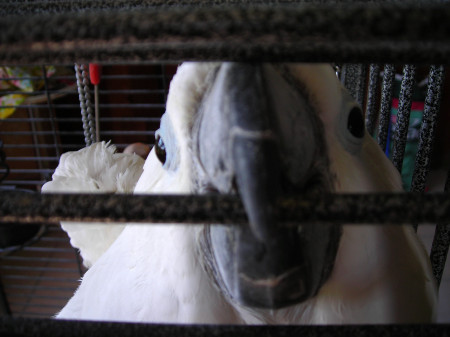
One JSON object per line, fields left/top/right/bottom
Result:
{"left": 147, "top": 63, "right": 391, "bottom": 310}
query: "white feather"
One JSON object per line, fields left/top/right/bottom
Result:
{"left": 42, "top": 141, "right": 145, "bottom": 268}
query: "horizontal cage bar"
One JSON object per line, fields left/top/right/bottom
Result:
{"left": 2, "top": 3, "right": 450, "bottom": 64}
{"left": 0, "top": 192, "right": 449, "bottom": 225}
{"left": 0, "top": 317, "right": 449, "bottom": 337}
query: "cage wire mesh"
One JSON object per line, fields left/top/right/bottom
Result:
{"left": 1, "top": 0, "right": 450, "bottom": 335}
{"left": 0, "top": 63, "right": 177, "bottom": 318}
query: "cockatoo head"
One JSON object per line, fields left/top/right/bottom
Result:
{"left": 136, "top": 63, "right": 402, "bottom": 310}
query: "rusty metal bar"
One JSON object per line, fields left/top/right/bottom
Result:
{"left": 1, "top": 191, "right": 450, "bottom": 225}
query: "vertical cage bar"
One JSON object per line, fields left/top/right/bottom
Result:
{"left": 94, "top": 85, "right": 100, "bottom": 143}
{"left": 411, "top": 65, "right": 445, "bottom": 192}
{"left": 357, "top": 65, "right": 367, "bottom": 110}
{"left": 75, "top": 64, "right": 95, "bottom": 146}
{"left": 42, "top": 65, "right": 61, "bottom": 160}
{"left": 81, "top": 65, "right": 96, "bottom": 145}
{"left": 340, "top": 64, "right": 367, "bottom": 108}
{"left": 377, "top": 64, "right": 395, "bottom": 152}
{"left": 365, "top": 64, "right": 381, "bottom": 136}
{"left": 28, "top": 107, "right": 46, "bottom": 183}
{"left": 430, "top": 172, "right": 450, "bottom": 287}
{"left": 75, "top": 64, "right": 91, "bottom": 146}
{"left": 392, "top": 65, "right": 416, "bottom": 173}
{"left": 431, "top": 223, "right": 450, "bottom": 287}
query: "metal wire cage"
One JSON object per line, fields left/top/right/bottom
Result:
{"left": 1, "top": 1, "right": 450, "bottom": 336}
{"left": 0, "top": 63, "right": 176, "bottom": 318}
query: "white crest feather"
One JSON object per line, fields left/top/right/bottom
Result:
{"left": 42, "top": 141, "right": 145, "bottom": 268}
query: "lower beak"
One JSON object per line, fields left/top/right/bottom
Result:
{"left": 198, "top": 63, "right": 341, "bottom": 309}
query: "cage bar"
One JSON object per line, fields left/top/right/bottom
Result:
{"left": 75, "top": 64, "right": 95, "bottom": 146}
{"left": 411, "top": 65, "right": 445, "bottom": 192}
{"left": 430, "top": 172, "right": 450, "bottom": 286}
{"left": 1, "top": 316, "right": 449, "bottom": 337}
{"left": 340, "top": 64, "right": 367, "bottom": 107}
{"left": 377, "top": 64, "right": 395, "bottom": 152}
{"left": 392, "top": 65, "right": 416, "bottom": 173}
{"left": 1, "top": 192, "right": 450, "bottom": 226}
{"left": 365, "top": 64, "right": 381, "bottom": 136}
{"left": 2, "top": 4, "right": 450, "bottom": 64}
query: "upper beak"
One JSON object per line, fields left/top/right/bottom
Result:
{"left": 197, "top": 63, "right": 341, "bottom": 309}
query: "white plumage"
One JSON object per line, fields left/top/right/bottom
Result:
{"left": 43, "top": 63, "right": 437, "bottom": 324}
{"left": 42, "top": 142, "right": 145, "bottom": 268}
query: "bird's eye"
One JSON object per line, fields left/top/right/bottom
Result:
{"left": 347, "top": 107, "right": 365, "bottom": 139}
{"left": 155, "top": 135, "right": 166, "bottom": 164}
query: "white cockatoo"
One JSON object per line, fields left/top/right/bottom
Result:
{"left": 42, "top": 142, "right": 145, "bottom": 268}
{"left": 48, "top": 63, "right": 437, "bottom": 324}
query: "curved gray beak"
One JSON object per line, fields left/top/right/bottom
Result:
{"left": 197, "top": 63, "right": 341, "bottom": 309}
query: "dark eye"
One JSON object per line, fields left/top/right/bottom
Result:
{"left": 155, "top": 135, "right": 166, "bottom": 164}
{"left": 347, "top": 107, "right": 365, "bottom": 138}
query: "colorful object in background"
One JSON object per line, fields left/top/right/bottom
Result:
{"left": 0, "top": 66, "right": 56, "bottom": 119}
{"left": 386, "top": 76, "right": 426, "bottom": 191}
{"left": 0, "top": 94, "right": 26, "bottom": 119}
{"left": 89, "top": 64, "right": 102, "bottom": 86}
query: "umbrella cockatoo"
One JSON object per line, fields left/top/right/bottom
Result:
{"left": 47, "top": 63, "right": 437, "bottom": 324}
